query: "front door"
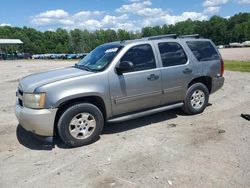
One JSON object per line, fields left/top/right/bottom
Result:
{"left": 109, "top": 43, "right": 162, "bottom": 116}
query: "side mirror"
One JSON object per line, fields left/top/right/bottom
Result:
{"left": 116, "top": 61, "right": 134, "bottom": 74}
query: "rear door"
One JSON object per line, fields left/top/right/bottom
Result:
{"left": 154, "top": 41, "right": 193, "bottom": 105}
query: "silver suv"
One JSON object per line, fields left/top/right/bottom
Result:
{"left": 15, "top": 34, "right": 224, "bottom": 147}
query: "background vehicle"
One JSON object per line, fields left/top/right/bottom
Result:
{"left": 17, "top": 53, "right": 32, "bottom": 59}
{"left": 66, "top": 54, "right": 78, "bottom": 59}
{"left": 0, "top": 53, "right": 6, "bottom": 60}
{"left": 15, "top": 34, "right": 224, "bottom": 147}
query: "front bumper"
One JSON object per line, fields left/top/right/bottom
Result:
{"left": 211, "top": 76, "right": 225, "bottom": 93}
{"left": 15, "top": 103, "right": 57, "bottom": 136}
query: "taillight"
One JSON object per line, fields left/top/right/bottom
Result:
{"left": 220, "top": 59, "right": 224, "bottom": 76}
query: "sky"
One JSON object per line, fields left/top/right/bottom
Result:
{"left": 0, "top": 0, "right": 250, "bottom": 31}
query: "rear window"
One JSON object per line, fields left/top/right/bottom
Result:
{"left": 186, "top": 41, "right": 219, "bottom": 61}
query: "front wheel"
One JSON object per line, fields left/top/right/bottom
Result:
{"left": 57, "top": 103, "right": 104, "bottom": 147}
{"left": 182, "top": 83, "right": 209, "bottom": 115}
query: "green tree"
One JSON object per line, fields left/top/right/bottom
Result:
{"left": 0, "top": 12, "right": 250, "bottom": 54}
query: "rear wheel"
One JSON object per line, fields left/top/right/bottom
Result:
{"left": 183, "top": 83, "right": 209, "bottom": 115}
{"left": 57, "top": 103, "right": 104, "bottom": 147}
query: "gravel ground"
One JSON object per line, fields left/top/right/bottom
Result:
{"left": 0, "top": 60, "right": 249, "bottom": 188}
{"left": 219, "top": 48, "right": 250, "bottom": 61}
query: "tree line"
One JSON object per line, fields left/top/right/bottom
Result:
{"left": 0, "top": 12, "right": 249, "bottom": 54}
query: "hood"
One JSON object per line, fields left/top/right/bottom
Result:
{"left": 19, "top": 66, "right": 93, "bottom": 92}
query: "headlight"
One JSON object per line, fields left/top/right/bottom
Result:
{"left": 23, "top": 93, "right": 46, "bottom": 109}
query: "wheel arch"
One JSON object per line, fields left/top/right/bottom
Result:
{"left": 188, "top": 76, "right": 212, "bottom": 93}
{"left": 54, "top": 95, "right": 107, "bottom": 135}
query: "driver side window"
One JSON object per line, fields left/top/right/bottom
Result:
{"left": 120, "top": 44, "right": 156, "bottom": 72}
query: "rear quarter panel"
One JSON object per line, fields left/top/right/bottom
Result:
{"left": 202, "top": 40, "right": 222, "bottom": 78}
{"left": 184, "top": 39, "right": 222, "bottom": 80}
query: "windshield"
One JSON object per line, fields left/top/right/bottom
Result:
{"left": 76, "top": 43, "right": 123, "bottom": 72}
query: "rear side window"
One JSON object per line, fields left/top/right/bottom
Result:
{"left": 186, "top": 41, "right": 219, "bottom": 61}
{"left": 158, "top": 42, "right": 187, "bottom": 67}
{"left": 121, "top": 44, "right": 156, "bottom": 72}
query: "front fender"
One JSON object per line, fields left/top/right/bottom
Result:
{"left": 53, "top": 92, "right": 106, "bottom": 108}
{"left": 35, "top": 72, "right": 112, "bottom": 118}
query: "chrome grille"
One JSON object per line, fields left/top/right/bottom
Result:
{"left": 17, "top": 88, "right": 23, "bottom": 107}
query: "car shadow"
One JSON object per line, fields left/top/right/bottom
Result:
{"left": 16, "top": 107, "right": 194, "bottom": 150}
{"left": 16, "top": 125, "right": 55, "bottom": 150}
{"left": 103, "top": 109, "right": 179, "bottom": 134}
{"left": 103, "top": 103, "right": 212, "bottom": 134}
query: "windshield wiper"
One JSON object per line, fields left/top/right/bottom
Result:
{"left": 74, "top": 64, "right": 94, "bottom": 72}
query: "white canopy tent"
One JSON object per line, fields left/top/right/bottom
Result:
{"left": 0, "top": 39, "right": 24, "bottom": 60}
{"left": 0, "top": 39, "right": 23, "bottom": 44}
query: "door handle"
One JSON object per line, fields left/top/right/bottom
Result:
{"left": 147, "top": 74, "right": 160, "bottom": 81}
{"left": 183, "top": 68, "right": 192, "bottom": 74}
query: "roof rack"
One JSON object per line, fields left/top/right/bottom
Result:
{"left": 120, "top": 34, "right": 201, "bottom": 44}
{"left": 147, "top": 34, "right": 177, "bottom": 40}
{"left": 179, "top": 34, "right": 200, "bottom": 39}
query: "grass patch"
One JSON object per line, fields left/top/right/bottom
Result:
{"left": 224, "top": 60, "right": 250, "bottom": 72}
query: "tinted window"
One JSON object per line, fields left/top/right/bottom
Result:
{"left": 186, "top": 41, "right": 219, "bottom": 61}
{"left": 121, "top": 44, "right": 156, "bottom": 72}
{"left": 158, "top": 42, "right": 187, "bottom": 67}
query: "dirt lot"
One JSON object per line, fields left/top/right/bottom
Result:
{"left": 0, "top": 59, "right": 250, "bottom": 188}
{"left": 219, "top": 47, "right": 250, "bottom": 61}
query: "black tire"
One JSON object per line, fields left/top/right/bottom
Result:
{"left": 182, "top": 83, "right": 209, "bottom": 115}
{"left": 57, "top": 103, "right": 104, "bottom": 147}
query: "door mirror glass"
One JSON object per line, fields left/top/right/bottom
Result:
{"left": 116, "top": 61, "right": 134, "bottom": 74}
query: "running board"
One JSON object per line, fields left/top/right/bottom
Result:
{"left": 107, "top": 102, "right": 183, "bottom": 123}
